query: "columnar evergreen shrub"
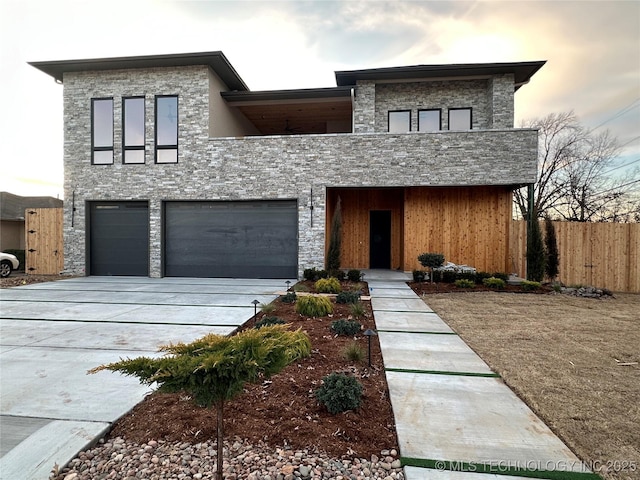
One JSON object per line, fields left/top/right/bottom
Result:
{"left": 315, "top": 277, "right": 341, "bottom": 293}
{"left": 315, "top": 372, "right": 363, "bottom": 414}
{"left": 295, "top": 296, "right": 333, "bottom": 317}
{"left": 544, "top": 217, "right": 560, "bottom": 281}
{"left": 527, "top": 212, "right": 546, "bottom": 282}
{"left": 326, "top": 197, "right": 342, "bottom": 272}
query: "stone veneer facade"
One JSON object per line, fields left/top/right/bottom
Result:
{"left": 62, "top": 65, "right": 537, "bottom": 278}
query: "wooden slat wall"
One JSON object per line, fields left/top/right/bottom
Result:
{"left": 25, "top": 208, "right": 63, "bottom": 275}
{"left": 404, "top": 186, "right": 513, "bottom": 272}
{"left": 326, "top": 188, "right": 404, "bottom": 269}
{"left": 511, "top": 220, "right": 640, "bottom": 293}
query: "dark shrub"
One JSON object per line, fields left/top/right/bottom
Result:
{"left": 254, "top": 316, "right": 286, "bottom": 329}
{"left": 440, "top": 271, "right": 457, "bottom": 284}
{"left": 336, "top": 291, "right": 361, "bottom": 304}
{"left": 303, "top": 268, "right": 318, "bottom": 281}
{"left": 315, "top": 372, "right": 363, "bottom": 414}
{"left": 330, "top": 319, "right": 362, "bottom": 336}
{"left": 328, "top": 269, "right": 346, "bottom": 281}
{"left": 346, "top": 269, "right": 361, "bottom": 282}
{"left": 456, "top": 271, "right": 477, "bottom": 282}
{"left": 417, "top": 252, "right": 445, "bottom": 269}
{"left": 475, "top": 271, "right": 492, "bottom": 284}
{"left": 412, "top": 270, "right": 426, "bottom": 282}
{"left": 280, "top": 292, "right": 297, "bottom": 304}
{"left": 316, "top": 269, "right": 329, "bottom": 279}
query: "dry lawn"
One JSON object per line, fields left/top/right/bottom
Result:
{"left": 424, "top": 291, "right": 640, "bottom": 480}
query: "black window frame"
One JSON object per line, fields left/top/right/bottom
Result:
{"left": 388, "top": 110, "right": 411, "bottom": 133}
{"left": 448, "top": 107, "right": 473, "bottom": 131}
{"left": 155, "top": 95, "right": 178, "bottom": 164}
{"left": 418, "top": 109, "right": 442, "bottom": 132}
{"left": 123, "top": 96, "right": 146, "bottom": 165}
{"left": 91, "top": 97, "right": 114, "bottom": 165}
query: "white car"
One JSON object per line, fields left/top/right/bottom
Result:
{"left": 0, "top": 252, "right": 20, "bottom": 278}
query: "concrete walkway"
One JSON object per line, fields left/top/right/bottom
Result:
{"left": 0, "top": 276, "right": 290, "bottom": 480}
{"left": 365, "top": 270, "right": 597, "bottom": 480}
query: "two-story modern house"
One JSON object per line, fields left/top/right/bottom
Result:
{"left": 30, "top": 52, "right": 544, "bottom": 279}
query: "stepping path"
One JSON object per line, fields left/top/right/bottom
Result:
{"left": 365, "top": 271, "right": 598, "bottom": 480}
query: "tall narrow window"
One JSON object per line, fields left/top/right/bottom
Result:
{"left": 418, "top": 109, "right": 441, "bottom": 132}
{"left": 388, "top": 110, "right": 411, "bottom": 133}
{"left": 155, "top": 95, "right": 178, "bottom": 164}
{"left": 92, "top": 98, "right": 113, "bottom": 165}
{"left": 123, "top": 97, "right": 145, "bottom": 164}
{"left": 448, "top": 108, "right": 472, "bottom": 130}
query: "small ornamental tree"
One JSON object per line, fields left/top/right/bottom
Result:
{"left": 326, "top": 196, "right": 342, "bottom": 272}
{"left": 527, "top": 212, "right": 546, "bottom": 282}
{"left": 89, "top": 325, "right": 311, "bottom": 480}
{"left": 417, "top": 252, "right": 445, "bottom": 284}
{"left": 544, "top": 216, "right": 560, "bottom": 281}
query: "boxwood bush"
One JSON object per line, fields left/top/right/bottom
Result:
{"left": 330, "top": 319, "right": 361, "bottom": 336}
{"left": 346, "top": 269, "right": 362, "bottom": 282}
{"left": 336, "top": 291, "right": 361, "bottom": 304}
{"left": 483, "top": 277, "right": 506, "bottom": 289}
{"left": 412, "top": 270, "right": 426, "bottom": 282}
{"left": 279, "top": 292, "right": 297, "bottom": 304}
{"left": 315, "top": 372, "right": 363, "bottom": 414}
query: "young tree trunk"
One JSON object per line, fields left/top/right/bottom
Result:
{"left": 216, "top": 401, "right": 224, "bottom": 480}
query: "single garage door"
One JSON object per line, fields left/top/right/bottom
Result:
{"left": 164, "top": 200, "right": 298, "bottom": 278}
{"left": 89, "top": 201, "right": 149, "bottom": 276}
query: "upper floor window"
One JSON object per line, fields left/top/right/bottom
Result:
{"left": 123, "top": 97, "right": 145, "bottom": 164}
{"left": 448, "top": 108, "right": 472, "bottom": 130}
{"left": 388, "top": 110, "right": 411, "bottom": 133}
{"left": 91, "top": 98, "right": 113, "bottom": 165}
{"left": 418, "top": 109, "right": 441, "bottom": 132}
{"left": 155, "top": 95, "right": 178, "bottom": 164}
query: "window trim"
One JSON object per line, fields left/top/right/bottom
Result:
{"left": 388, "top": 110, "right": 411, "bottom": 133}
{"left": 155, "top": 95, "right": 178, "bottom": 164}
{"left": 123, "top": 96, "right": 146, "bottom": 165}
{"left": 418, "top": 108, "right": 442, "bottom": 132}
{"left": 91, "top": 97, "right": 114, "bottom": 165}
{"left": 448, "top": 107, "right": 473, "bottom": 131}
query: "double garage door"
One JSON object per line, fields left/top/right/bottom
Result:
{"left": 89, "top": 200, "right": 298, "bottom": 278}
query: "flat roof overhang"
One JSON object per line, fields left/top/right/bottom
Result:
{"left": 29, "top": 51, "right": 249, "bottom": 91}
{"left": 335, "top": 60, "right": 546, "bottom": 91}
{"left": 222, "top": 87, "right": 353, "bottom": 135}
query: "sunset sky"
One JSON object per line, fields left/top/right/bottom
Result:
{"left": 1, "top": 0, "right": 638, "bottom": 199}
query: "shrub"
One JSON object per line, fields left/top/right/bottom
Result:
{"left": 347, "top": 269, "right": 362, "bottom": 282}
{"left": 328, "top": 269, "right": 346, "bottom": 281}
{"left": 254, "top": 316, "right": 286, "bottom": 329}
{"left": 303, "top": 268, "right": 319, "bottom": 281}
{"left": 454, "top": 279, "right": 475, "bottom": 289}
{"left": 293, "top": 283, "right": 310, "bottom": 292}
{"left": 316, "top": 269, "right": 329, "bottom": 279}
{"left": 544, "top": 217, "right": 560, "bottom": 281}
{"left": 279, "top": 292, "right": 297, "bottom": 304}
{"left": 439, "top": 270, "right": 457, "bottom": 284}
{"left": 315, "top": 372, "right": 363, "bottom": 414}
{"left": 527, "top": 212, "right": 546, "bottom": 282}
{"left": 260, "top": 302, "right": 276, "bottom": 314}
{"left": 342, "top": 342, "right": 365, "bottom": 363}
{"left": 326, "top": 197, "right": 342, "bottom": 272}
{"left": 456, "top": 271, "right": 477, "bottom": 282}
{"left": 336, "top": 291, "right": 361, "bottom": 304}
{"left": 315, "top": 277, "right": 342, "bottom": 294}
{"left": 331, "top": 319, "right": 362, "bottom": 336}
{"left": 491, "top": 272, "right": 509, "bottom": 282}
{"left": 349, "top": 301, "right": 366, "bottom": 318}
{"left": 296, "top": 296, "right": 333, "bottom": 317}
{"left": 483, "top": 277, "right": 506, "bottom": 289}
{"left": 521, "top": 280, "right": 541, "bottom": 291}
{"left": 412, "top": 270, "right": 426, "bottom": 282}
{"left": 418, "top": 252, "right": 445, "bottom": 284}
{"left": 475, "top": 271, "right": 492, "bottom": 284}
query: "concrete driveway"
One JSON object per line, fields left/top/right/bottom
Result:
{"left": 0, "top": 276, "right": 289, "bottom": 480}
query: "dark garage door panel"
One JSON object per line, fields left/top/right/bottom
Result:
{"left": 165, "top": 201, "right": 298, "bottom": 278}
{"left": 90, "top": 202, "right": 149, "bottom": 276}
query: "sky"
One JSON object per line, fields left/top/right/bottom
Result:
{"left": 1, "top": 0, "right": 639, "bottom": 200}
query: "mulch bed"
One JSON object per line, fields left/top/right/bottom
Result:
{"left": 108, "top": 287, "right": 398, "bottom": 458}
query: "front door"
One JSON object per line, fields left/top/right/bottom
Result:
{"left": 370, "top": 210, "right": 391, "bottom": 269}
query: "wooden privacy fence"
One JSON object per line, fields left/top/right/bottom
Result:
{"left": 25, "top": 208, "right": 64, "bottom": 275}
{"left": 511, "top": 220, "right": 640, "bottom": 293}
